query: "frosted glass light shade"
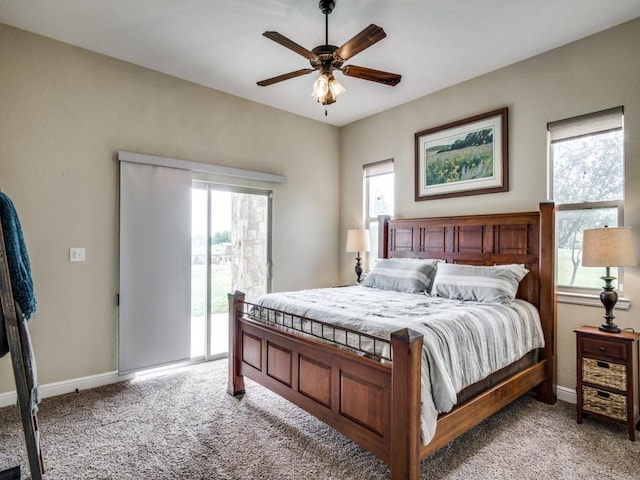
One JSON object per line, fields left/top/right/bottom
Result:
{"left": 311, "top": 73, "right": 345, "bottom": 106}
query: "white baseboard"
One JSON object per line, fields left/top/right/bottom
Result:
{"left": 1, "top": 371, "right": 579, "bottom": 409}
{"left": 557, "top": 385, "right": 576, "bottom": 404}
{"left": 0, "top": 370, "right": 134, "bottom": 409}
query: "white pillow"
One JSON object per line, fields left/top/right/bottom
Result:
{"left": 431, "top": 263, "right": 528, "bottom": 304}
{"left": 362, "top": 258, "right": 442, "bottom": 293}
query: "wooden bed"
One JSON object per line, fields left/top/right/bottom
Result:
{"left": 228, "top": 202, "right": 556, "bottom": 479}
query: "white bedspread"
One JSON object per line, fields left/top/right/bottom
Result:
{"left": 251, "top": 285, "right": 545, "bottom": 444}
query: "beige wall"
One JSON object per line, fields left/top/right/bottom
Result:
{"left": 2, "top": 17, "right": 639, "bottom": 399}
{"left": 0, "top": 24, "right": 340, "bottom": 393}
{"left": 339, "top": 18, "right": 640, "bottom": 394}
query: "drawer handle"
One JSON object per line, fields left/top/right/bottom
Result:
{"left": 596, "top": 361, "right": 610, "bottom": 369}
{"left": 599, "top": 346, "right": 605, "bottom": 351}
{"left": 596, "top": 390, "right": 610, "bottom": 399}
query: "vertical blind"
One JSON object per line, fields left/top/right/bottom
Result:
{"left": 118, "top": 162, "right": 192, "bottom": 374}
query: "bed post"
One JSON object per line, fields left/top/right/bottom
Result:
{"left": 390, "top": 328, "right": 423, "bottom": 480}
{"left": 227, "top": 291, "right": 245, "bottom": 396}
{"left": 378, "top": 215, "right": 391, "bottom": 259}
{"left": 537, "top": 202, "right": 557, "bottom": 404}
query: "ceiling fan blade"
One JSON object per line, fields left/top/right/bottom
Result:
{"left": 262, "top": 31, "right": 317, "bottom": 60}
{"left": 335, "top": 24, "right": 386, "bottom": 61}
{"left": 257, "top": 68, "right": 315, "bottom": 87}
{"left": 341, "top": 65, "right": 401, "bottom": 86}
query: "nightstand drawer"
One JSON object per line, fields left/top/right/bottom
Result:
{"left": 582, "top": 358, "right": 627, "bottom": 390}
{"left": 582, "top": 386, "right": 627, "bottom": 421}
{"left": 581, "top": 337, "right": 628, "bottom": 362}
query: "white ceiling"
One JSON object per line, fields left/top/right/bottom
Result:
{"left": 2, "top": 0, "right": 640, "bottom": 126}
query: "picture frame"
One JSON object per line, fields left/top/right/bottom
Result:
{"left": 415, "top": 107, "right": 508, "bottom": 201}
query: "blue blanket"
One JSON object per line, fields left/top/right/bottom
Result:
{"left": 0, "top": 192, "right": 36, "bottom": 359}
{"left": 0, "top": 192, "right": 36, "bottom": 318}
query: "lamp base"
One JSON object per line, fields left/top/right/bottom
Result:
{"left": 354, "top": 254, "right": 363, "bottom": 283}
{"left": 598, "top": 278, "right": 620, "bottom": 333}
{"left": 599, "top": 322, "right": 621, "bottom": 333}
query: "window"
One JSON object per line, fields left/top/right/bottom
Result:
{"left": 548, "top": 107, "right": 625, "bottom": 301}
{"left": 364, "top": 159, "right": 394, "bottom": 265}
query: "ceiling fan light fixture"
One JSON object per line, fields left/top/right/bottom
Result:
{"left": 311, "top": 72, "right": 345, "bottom": 105}
{"left": 329, "top": 75, "right": 346, "bottom": 97}
{"left": 257, "top": 0, "right": 400, "bottom": 115}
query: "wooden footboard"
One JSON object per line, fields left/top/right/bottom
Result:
{"left": 228, "top": 291, "right": 423, "bottom": 476}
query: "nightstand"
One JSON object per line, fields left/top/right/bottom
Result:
{"left": 575, "top": 326, "right": 640, "bottom": 440}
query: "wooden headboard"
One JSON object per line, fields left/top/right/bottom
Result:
{"left": 379, "top": 203, "right": 554, "bottom": 308}
{"left": 379, "top": 202, "right": 556, "bottom": 397}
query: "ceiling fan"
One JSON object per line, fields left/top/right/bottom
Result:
{"left": 257, "top": 0, "right": 401, "bottom": 113}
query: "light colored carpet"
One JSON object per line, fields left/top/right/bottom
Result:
{"left": 1, "top": 359, "right": 638, "bottom": 479}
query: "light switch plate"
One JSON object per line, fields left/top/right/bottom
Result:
{"left": 70, "top": 247, "right": 85, "bottom": 262}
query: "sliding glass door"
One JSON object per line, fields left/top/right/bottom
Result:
{"left": 191, "top": 183, "right": 271, "bottom": 359}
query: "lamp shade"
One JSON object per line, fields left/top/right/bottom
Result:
{"left": 582, "top": 227, "right": 637, "bottom": 267}
{"left": 346, "top": 229, "right": 370, "bottom": 253}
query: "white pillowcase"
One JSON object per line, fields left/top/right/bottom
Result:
{"left": 431, "top": 263, "right": 529, "bottom": 304}
{"left": 362, "top": 258, "right": 442, "bottom": 293}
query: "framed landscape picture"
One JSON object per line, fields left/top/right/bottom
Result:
{"left": 415, "top": 107, "right": 508, "bottom": 201}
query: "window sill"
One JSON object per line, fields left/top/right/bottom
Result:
{"left": 557, "top": 291, "right": 630, "bottom": 310}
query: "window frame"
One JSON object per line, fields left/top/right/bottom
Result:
{"left": 548, "top": 107, "right": 628, "bottom": 308}
{"left": 363, "top": 159, "right": 394, "bottom": 269}
{"left": 555, "top": 201, "right": 629, "bottom": 308}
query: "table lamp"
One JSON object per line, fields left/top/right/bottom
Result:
{"left": 582, "top": 226, "right": 636, "bottom": 333}
{"left": 346, "top": 228, "right": 370, "bottom": 283}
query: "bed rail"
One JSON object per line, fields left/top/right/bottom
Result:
{"left": 241, "top": 300, "right": 393, "bottom": 362}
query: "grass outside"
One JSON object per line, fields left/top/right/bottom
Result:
{"left": 191, "top": 263, "right": 232, "bottom": 317}
{"left": 557, "top": 247, "right": 617, "bottom": 289}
